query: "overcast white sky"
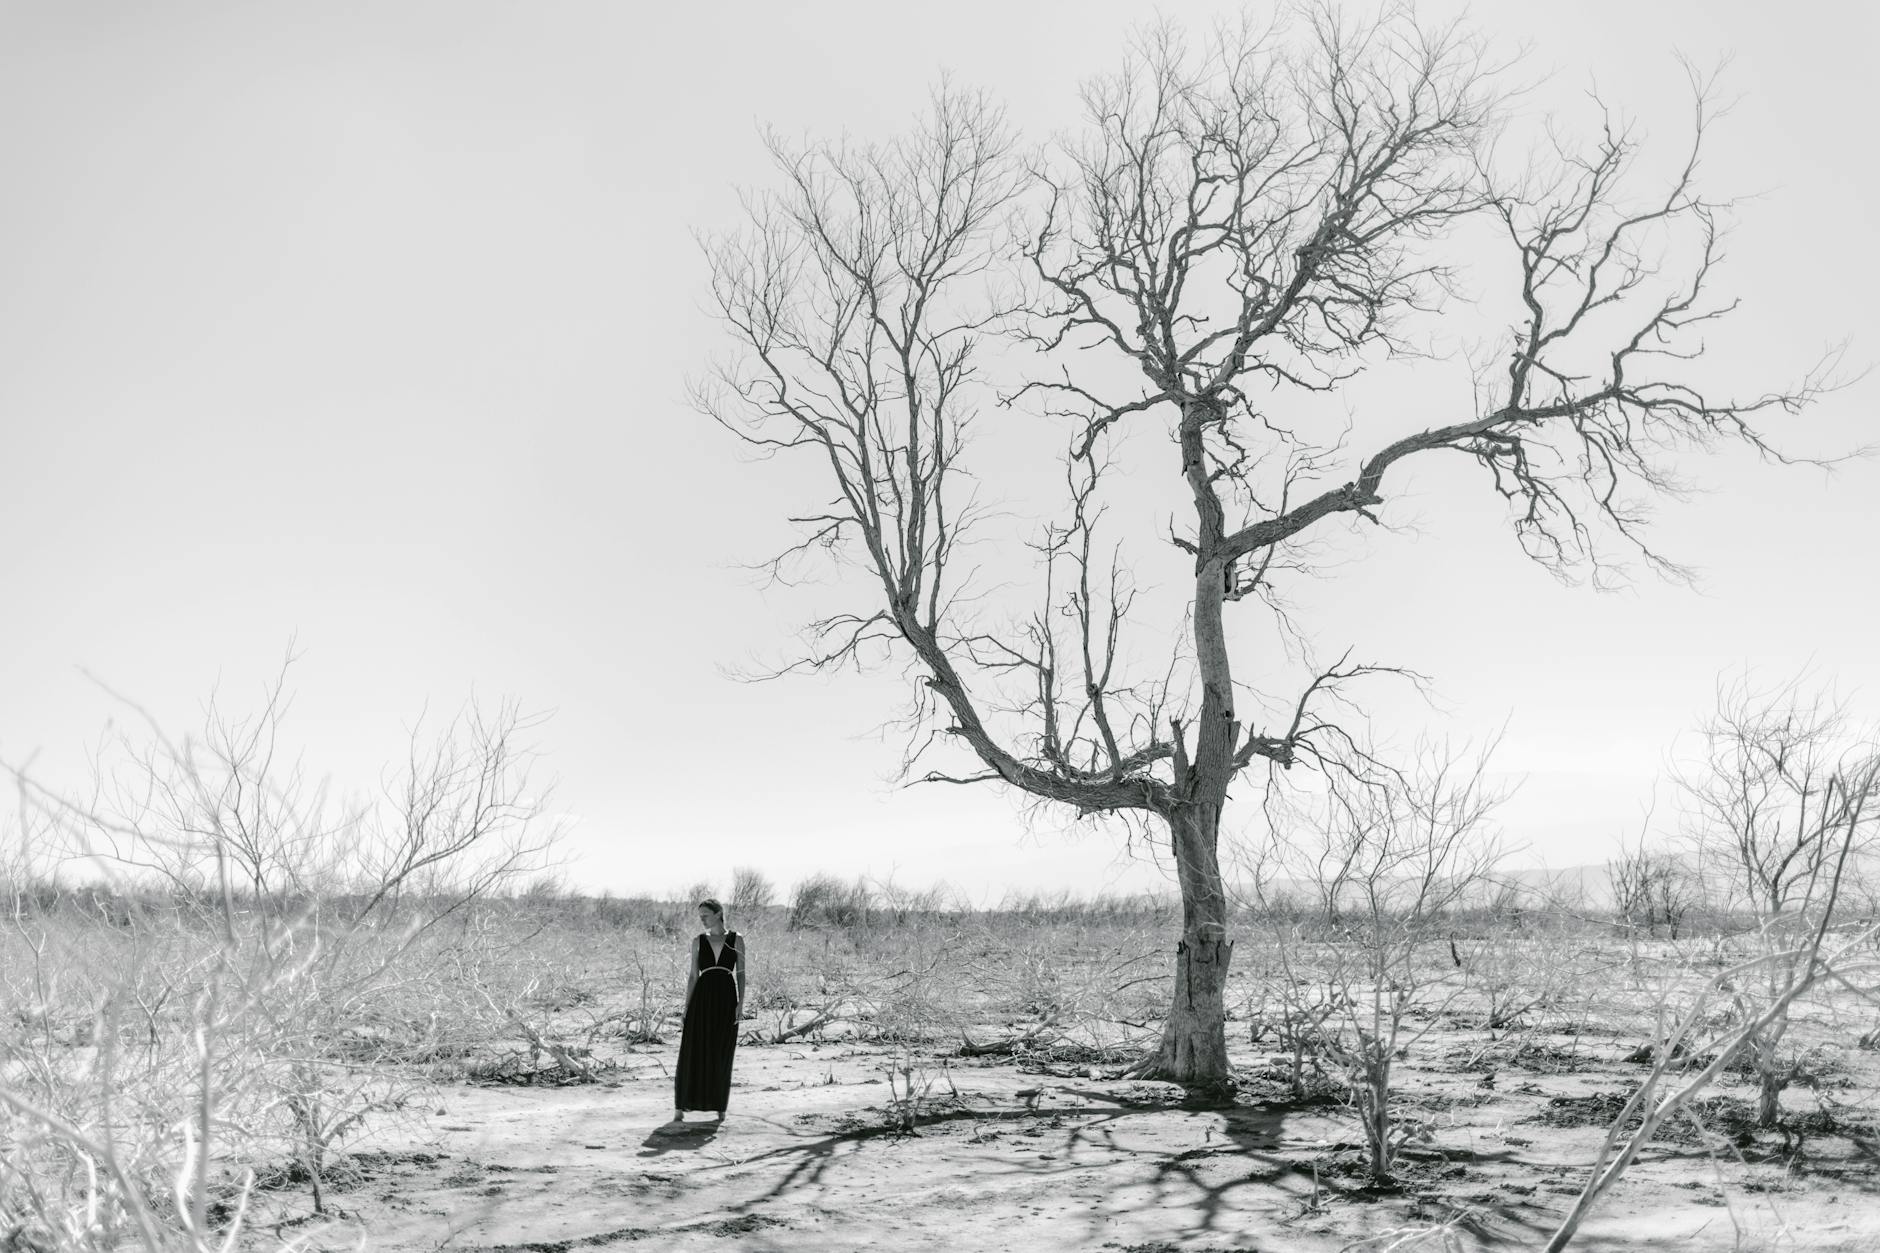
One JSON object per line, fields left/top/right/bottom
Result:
{"left": 1, "top": 0, "right": 1875, "bottom": 901}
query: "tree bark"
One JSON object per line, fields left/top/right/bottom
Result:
{"left": 1757, "top": 1066, "right": 1782, "bottom": 1128}
{"left": 1137, "top": 804, "right": 1235, "bottom": 1086}
{"left": 1362, "top": 1059, "right": 1394, "bottom": 1182}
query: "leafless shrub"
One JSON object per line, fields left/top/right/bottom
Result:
{"left": 1679, "top": 673, "right": 1880, "bottom": 1127}
{"left": 1456, "top": 930, "right": 1581, "bottom": 1037}
{"left": 0, "top": 666, "right": 557, "bottom": 1237}
{"left": 881, "top": 1046, "right": 961, "bottom": 1134}
{"left": 518, "top": 872, "right": 567, "bottom": 902}
{"left": 615, "top": 953, "right": 677, "bottom": 1046}
{"left": 1540, "top": 677, "right": 1880, "bottom": 1249}
{"left": 1242, "top": 934, "right": 1340, "bottom": 1099}
{"left": 870, "top": 876, "right": 955, "bottom": 928}
{"left": 743, "top": 933, "right": 876, "bottom": 1045}
{"left": 871, "top": 928, "right": 972, "bottom": 1049}
{"left": 463, "top": 979, "right": 612, "bottom": 1086}
{"left": 1544, "top": 897, "right": 1878, "bottom": 1249}
{"left": 729, "top": 866, "right": 775, "bottom": 912}
{"left": 788, "top": 874, "right": 873, "bottom": 930}
{"left": 1265, "top": 739, "right": 1508, "bottom": 1182}
{"left": 1608, "top": 834, "right": 1700, "bottom": 940}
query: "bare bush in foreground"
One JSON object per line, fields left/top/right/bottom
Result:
{"left": 1681, "top": 674, "right": 1880, "bottom": 1127}
{"left": 0, "top": 672, "right": 556, "bottom": 1242}
{"left": 1266, "top": 741, "right": 1506, "bottom": 1181}
{"left": 1544, "top": 846, "right": 1878, "bottom": 1249}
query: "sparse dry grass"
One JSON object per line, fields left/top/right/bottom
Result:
{"left": 4, "top": 878, "right": 1878, "bottom": 1251}
{"left": 7, "top": 884, "right": 1872, "bottom": 1241}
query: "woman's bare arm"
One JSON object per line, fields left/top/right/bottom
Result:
{"left": 733, "top": 933, "right": 748, "bottom": 1015}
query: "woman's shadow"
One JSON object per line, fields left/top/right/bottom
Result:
{"left": 639, "top": 1119, "right": 721, "bottom": 1157}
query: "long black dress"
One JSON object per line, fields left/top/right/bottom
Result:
{"left": 674, "top": 930, "right": 740, "bottom": 1113}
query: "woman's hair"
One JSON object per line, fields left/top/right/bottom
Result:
{"left": 696, "top": 898, "right": 725, "bottom": 918}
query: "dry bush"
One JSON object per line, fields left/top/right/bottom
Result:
{"left": 1543, "top": 914, "right": 1880, "bottom": 1250}
{"left": 728, "top": 866, "right": 775, "bottom": 911}
{"left": 1679, "top": 674, "right": 1880, "bottom": 1128}
{"left": 0, "top": 670, "right": 557, "bottom": 1244}
{"left": 1534, "top": 676, "right": 1880, "bottom": 1249}
{"left": 880, "top": 1047, "right": 962, "bottom": 1133}
{"left": 1262, "top": 740, "right": 1507, "bottom": 1182}
{"left": 744, "top": 930, "right": 875, "bottom": 1044}
{"left": 613, "top": 950, "right": 680, "bottom": 1046}
{"left": 1453, "top": 915, "right": 1599, "bottom": 1039}
{"left": 1607, "top": 834, "right": 1701, "bottom": 940}
{"left": 868, "top": 924, "right": 973, "bottom": 1049}
{"left": 788, "top": 874, "right": 873, "bottom": 930}
{"left": 956, "top": 931, "right": 1153, "bottom": 1059}
{"left": 1240, "top": 929, "right": 1341, "bottom": 1099}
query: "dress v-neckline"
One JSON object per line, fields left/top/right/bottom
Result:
{"left": 704, "top": 933, "right": 729, "bottom": 963}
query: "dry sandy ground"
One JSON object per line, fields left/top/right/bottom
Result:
{"left": 250, "top": 1040, "right": 1880, "bottom": 1253}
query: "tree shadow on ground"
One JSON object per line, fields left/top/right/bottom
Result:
{"left": 1059, "top": 1084, "right": 1554, "bottom": 1245}
{"left": 711, "top": 1079, "right": 1554, "bottom": 1245}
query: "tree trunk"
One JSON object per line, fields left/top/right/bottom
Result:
{"left": 1363, "top": 1054, "right": 1394, "bottom": 1182}
{"left": 1142, "top": 409, "right": 1241, "bottom": 1089}
{"left": 1137, "top": 804, "right": 1235, "bottom": 1086}
{"left": 1752, "top": 984, "right": 1792, "bottom": 1128}
{"left": 1757, "top": 1068, "right": 1782, "bottom": 1128}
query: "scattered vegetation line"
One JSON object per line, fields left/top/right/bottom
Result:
{"left": 8, "top": 830, "right": 1878, "bottom": 1249}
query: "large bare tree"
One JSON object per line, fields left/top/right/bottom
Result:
{"left": 697, "top": 8, "right": 1838, "bottom": 1085}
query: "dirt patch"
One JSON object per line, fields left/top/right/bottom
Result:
{"left": 249, "top": 1148, "right": 451, "bottom": 1194}
{"left": 219, "top": 1033, "right": 1880, "bottom": 1253}
{"left": 1503, "top": 1042, "right": 1597, "bottom": 1073}
{"left": 1527, "top": 1090, "right": 1762, "bottom": 1145}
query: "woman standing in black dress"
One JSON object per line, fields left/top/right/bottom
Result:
{"left": 672, "top": 899, "right": 745, "bottom": 1123}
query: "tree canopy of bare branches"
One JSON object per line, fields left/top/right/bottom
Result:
{"left": 698, "top": 6, "right": 1841, "bottom": 1084}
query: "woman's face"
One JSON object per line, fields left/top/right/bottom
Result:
{"left": 698, "top": 906, "right": 722, "bottom": 931}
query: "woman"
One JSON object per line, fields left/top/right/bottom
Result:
{"left": 672, "top": 898, "right": 746, "bottom": 1123}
